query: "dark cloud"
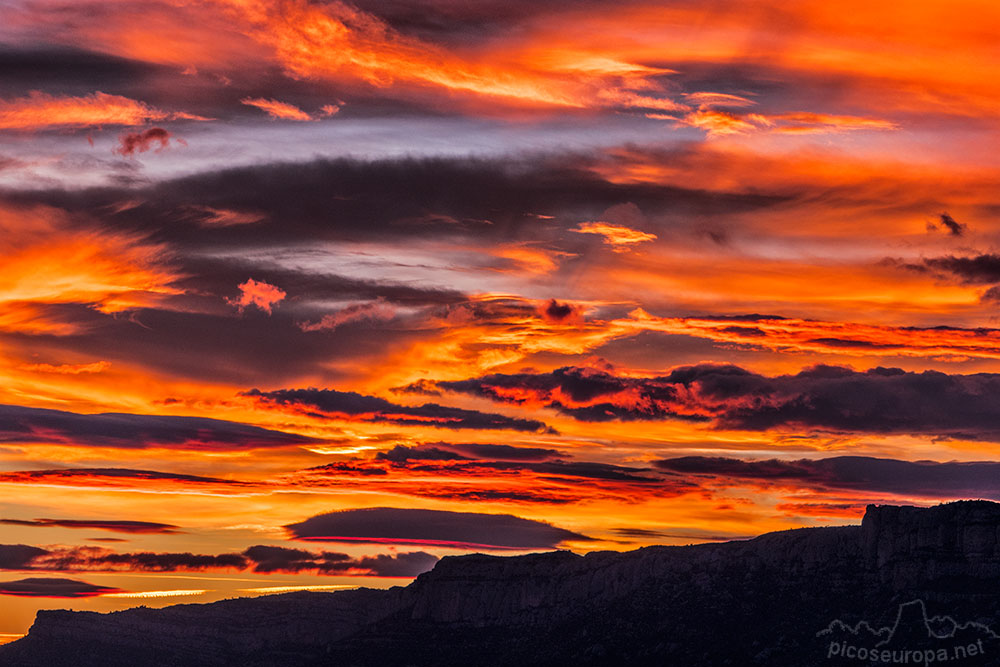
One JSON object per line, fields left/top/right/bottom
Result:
{"left": 0, "top": 519, "right": 180, "bottom": 534}
{"left": 436, "top": 364, "right": 1000, "bottom": 441}
{"left": 375, "top": 445, "right": 470, "bottom": 462}
{"left": 373, "top": 441, "right": 569, "bottom": 464}
{"left": 937, "top": 212, "right": 966, "bottom": 236}
{"left": 114, "top": 127, "right": 174, "bottom": 157}
{"left": 10, "top": 303, "right": 436, "bottom": 386}
{"left": 0, "top": 467, "right": 248, "bottom": 487}
{"left": 354, "top": 551, "right": 439, "bottom": 577}
{"left": 539, "top": 299, "right": 582, "bottom": 324}
{"left": 307, "top": 455, "right": 665, "bottom": 484}
{"left": 611, "top": 528, "right": 752, "bottom": 542}
{"left": 32, "top": 547, "right": 247, "bottom": 572}
{"left": 0, "top": 542, "right": 434, "bottom": 578}
{"left": 409, "top": 488, "right": 577, "bottom": 504}
{"left": 720, "top": 326, "right": 767, "bottom": 337}
{"left": 806, "top": 338, "right": 895, "bottom": 349}
{"left": 346, "top": 0, "right": 623, "bottom": 45}
{"left": 437, "top": 365, "right": 708, "bottom": 423}
{"left": 242, "top": 545, "right": 344, "bottom": 573}
{"left": 243, "top": 545, "right": 437, "bottom": 577}
{"left": 0, "top": 545, "right": 48, "bottom": 570}
{"left": 0, "top": 577, "right": 121, "bottom": 598}
{"left": 243, "top": 388, "right": 553, "bottom": 433}
{"left": 0, "top": 402, "right": 319, "bottom": 450}
{"left": 0, "top": 47, "right": 171, "bottom": 99}
{"left": 12, "top": 155, "right": 783, "bottom": 252}
{"left": 655, "top": 455, "right": 1000, "bottom": 500}
{"left": 285, "top": 507, "right": 593, "bottom": 549}
{"left": 446, "top": 442, "right": 563, "bottom": 461}
{"left": 894, "top": 253, "right": 1000, "bottom": 285}
{"left": 392, "top": 379, "right": 442, "bottom": 396}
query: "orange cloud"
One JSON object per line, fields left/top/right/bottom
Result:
{"left": 570, "top": 221, "right": 657, "bottom": 251}
{"left": 19, "top": 361, "right": 112, "bottom": 375}
{"left": 226, "top": 278, "right": 286, "bottom": 314}
{"left": 0, "top": 92, "right": 176, "bottom": 130}
{"left": 240, "top": 97, "right": 313, "bottom": 121}
{"left": 0, "top": 204, "right": 179, "bottom": 326}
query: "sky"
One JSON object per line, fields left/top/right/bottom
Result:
{"left": 2, "top": 0, "right": 1000, "bottom": 640}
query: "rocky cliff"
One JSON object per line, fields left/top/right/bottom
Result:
{"left": 4, "top": 501, "right": 1000, "bottom": 666}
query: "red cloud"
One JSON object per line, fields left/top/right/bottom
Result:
{"left": 113, "top": 127, "right": 176, "bottom": 157}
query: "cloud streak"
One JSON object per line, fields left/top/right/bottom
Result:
{"left": 244, "top": 388, "right": 553, "bottom": 432}
{"left": 656, "top": 455, "right": 1000, "bottom": 501}
{"left": 0, "top": 403, "right": 318, "bottom": 450}
{"left": 0, "top": 519, "right": 180, "bottom": 534}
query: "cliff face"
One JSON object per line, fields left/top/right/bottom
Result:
{"left": 5, "top": 501, "right": 1000, "bottom": 667}
{"left": 862, "top": 500, "right": 1000, "bottom": 587}
{"left": 402, "top": 524, "right": 863, "bottom": 626}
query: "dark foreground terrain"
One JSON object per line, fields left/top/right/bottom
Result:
{"left": 4, "top": 501, "right": 1000, "bottom": 666}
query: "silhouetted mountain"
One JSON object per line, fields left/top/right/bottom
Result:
{"left": 4, "top": 501, "right": 1000, "bottom": 666}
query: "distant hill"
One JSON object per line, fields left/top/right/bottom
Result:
{"left": 4, "top": 501, "right": 1000, "bottom": 666}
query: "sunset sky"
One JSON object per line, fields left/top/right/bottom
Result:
{"left": 3, "top": 0, "right": 1000, "bottom": 640}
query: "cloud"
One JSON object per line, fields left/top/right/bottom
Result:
{"left": 436, "top": 364, "right": 1000, "bottom": 441}
{"left": 609, "top": 313, "right": 1000, "bottom": 364}
{"left": 0, "top": 91, "right": 170, "bottom": 130}
{"left": 900, "top": 254, "right": 1000, "bottom": 285}
{"left": 611, "top": 527, "right": 753, "bottom": 542}
{"left": 569, "top": 221, "right": 657, "bottom": 251}
{"left": 676, "top": 104, "right": 897, "bottom": 137}
{"left": 298, "top": 298, "right": 396, "bottom": 332}
{"left": 375, "top": 445, "right": 470, "bottom": 462}
{"left": 0, "top": 519, "right": 180, "bottom": 534}
{"left": 537, "top": 299, "right": 583, "bottom": 324}
{"left": 241, "top": 97, "right": 313, "bottom": 121}
{"left": 113, "top": 127, "right": 175, "bottom": 157}
{"left": 0, "top": 577, "right": 121, "bottom": 598}
{"left": 0, "top": 468, "right": 248, "bottom": 489}
{"left": 0, "top": 545, "right": 49, "bottom": 570}
{"left": 226, "top": 278, "right": 286, "bottom": 314}
{"left": 655, "top": 455, "right": 1000, "bottom": 501}
{"left": 937, "top": 212, "right": 966, "bottom": 236}
{"left": 297, "top": 452, "right": 680, "bottom": 507}
{"left": 0, "top": 202, "right": 180, "bottom": 324}
{"left": 243, "top": 545, "right": 437, "bottom": 577}
{"left": 0, "top": 542, "right": 436, "bottom": 578}
{"left": 18, "top": 361, "right": 111, "bottom": 374}
{"left": 187, "top": 206, "right": 266, "bottom": 227}
{"left": 243, "top": 387, "right": 553, "bottom": 432}
{"left": 285, "top": 507, "right": 593, "bottom": 549}
{"left": 0, "top": 403, "right": 319, "bottom": 450}
{"left": 30, "top": 547, "right": 247, "bottom": 573}
{"left": 354, "top": 551, "right": 438, "bottom": 577}
{"left": 434, "top": 442, "right": 564, "bottom": 461}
